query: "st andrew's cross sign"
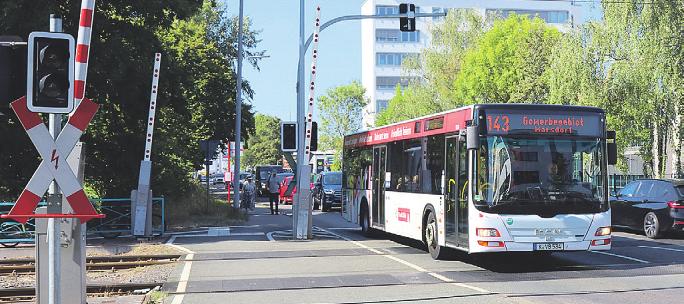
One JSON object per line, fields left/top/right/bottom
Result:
{"left": 1, "top": 96, "right": 104, "bottom": 223}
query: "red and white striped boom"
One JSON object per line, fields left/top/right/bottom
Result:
{"left": 144, "top": 53, "right": 162, "bottom": 161}
{"left": 74, "top": 0, "right": 96, "bottom": 106}
{"left": 304, "top": 6, "right": 321, "bottom": 160}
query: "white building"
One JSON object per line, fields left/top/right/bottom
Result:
{"left": 361, "top": 0, "right": 589, "bottom": 128}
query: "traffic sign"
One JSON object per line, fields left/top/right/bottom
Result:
{"left": 26, "top": 32, "right": 75, "bottom": 113}
{"left": 199, "top": 139, "right": 220, "bottom": 159}
{"left": 1, "top": 96, "right": 103, "bottom": 223}
{"left": 399, "top": 4, "right": 416, "bottom": 32}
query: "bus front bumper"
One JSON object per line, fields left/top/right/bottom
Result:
{"left": 470, "top": 239, "right": 611, "bottom": 253}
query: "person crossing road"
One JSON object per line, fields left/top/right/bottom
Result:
{"left": 267, "top": 172, "right": 280, "bottom": 215}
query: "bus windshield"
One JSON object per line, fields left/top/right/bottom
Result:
{"left": 476, "top": 136, "right": 605, "bottom": 215}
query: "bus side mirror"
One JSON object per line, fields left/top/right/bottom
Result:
{"left": 466, "top": 126, "right": 479, "bottom": 150}
{"left": 607, "top": 130, "right": 617, "bottom": 165}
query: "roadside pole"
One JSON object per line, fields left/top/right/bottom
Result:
{"left": 293, "top": 0, "right": 306, "bottom": 239}
{"left": 233, "top": 0, "right": 244, "bottom": 209}
{"left": 293, "top": 7, "right": 446, "bottom": 240}
{"left": 132, "top": 53, "right": 161, "bottom": 237}
{"left": 47, "top": 15, "right": 63, "bottom": 304}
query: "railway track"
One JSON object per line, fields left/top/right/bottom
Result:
{"left": 0, "top": 282, "right": 163, "bottom": 303}
{"left": 0, "top": 254, "right": 181, "bottom": 274}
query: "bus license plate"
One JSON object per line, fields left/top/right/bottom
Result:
{"left": 534, "top": 243, "right": 564, "bottom": 251}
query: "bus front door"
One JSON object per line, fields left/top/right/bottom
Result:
{"left": 372, "top": 146, "right": 386, "bottom": 228}
{"left": 445, "top": 136, "right": 469, "bottom": 249}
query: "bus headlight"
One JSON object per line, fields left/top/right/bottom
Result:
{"left": 476, "top": 228, "right": 500, "bottom": 237}
{"left": 595, "top": 227, "right": 611, "bottom": 236}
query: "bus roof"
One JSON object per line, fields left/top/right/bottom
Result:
{"left": 344, "top": 103, "right": 605, "bottom": 148}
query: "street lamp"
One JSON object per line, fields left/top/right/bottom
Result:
{"left": 232, "top": 0, "right": 269, "bottom": 208}
{"left": 230, "top": 54, "right": 268, "bottom": 206}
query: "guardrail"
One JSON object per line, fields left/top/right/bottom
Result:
{"left": 0, "top": 197, "right": 165, "bottom": 246}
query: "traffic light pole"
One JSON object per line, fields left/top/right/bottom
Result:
{"left": 47, "top": 14, "right": 63, "bottom": 304}
{"left": 294, "top": 8, "right": 446, "bottom": 239}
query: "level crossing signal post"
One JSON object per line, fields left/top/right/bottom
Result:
{"left": 132, "top": 53, "right": 162, "bottom": 238}
{"left": 293, "top": 2, "right": 444, "bottom": 239}
{"left": 0, "top": 14, "right": 104, "bottom": 304}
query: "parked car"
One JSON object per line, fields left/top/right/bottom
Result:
{"left": 611, "top": 179, "right": 684, "bottom": 238}
{"left": 278, "top": 174, "right": 315, "bottom": 205}
{"left": 312, "top": 171, "right": 342, "bottom": 212}
{"left": 279, "top": 175, "right": 296, "bottom": 204}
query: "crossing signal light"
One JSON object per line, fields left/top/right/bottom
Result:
{"left": 27, "top": 32, "right": 75, "bottom": 113}
{"left": 281, "top": 122, "right": 297, "bottom": 152}
{"left": 399, "top": 3, "right": 416, "bottom": 32}
{"left": 280, "top": 121, "right": 318, "bottom": 152}
{"left": 310, "top": 121, "right": 318, "bottom": 152}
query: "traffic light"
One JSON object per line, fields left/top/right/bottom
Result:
{"left": 27, "top": 32, "right": 75, "bottom": 113}
{"left": 281, "top": 122, "right": 297, "bottom": 152}
{"left": 0, "top": 36, "right": 27, "bottom": 116}
{"left": 310, "top": 121, "right": 318, "bottom": 152}
{"left": 280, "top": 121, "right": 317, "bottom": 152}
{"left": 399, "top": 3, "right": 416, "bottom": 32}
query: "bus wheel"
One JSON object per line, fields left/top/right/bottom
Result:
{"left": 360, "top": 204, "right": 372, "bottom": 237}
{"left": 425, "top": 211, "right": 447, "bottom": 260}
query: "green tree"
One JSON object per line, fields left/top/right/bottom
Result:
{"left": 546, "top": 0, "right": 684, "bottom": 177}
{"left": 376, "top": 10, "right": 486, "bottom": 126}
{"left": 317, "top": 81, "right": 367, "bottom": 169}
{"left": 0, "top": 0, "right": 263, "bottom": 200}
{"left": 242, "top": 114, "right": 282, "bottom": 169}
{"left": 454, "top": 14, "right": 560, "bottom": 104}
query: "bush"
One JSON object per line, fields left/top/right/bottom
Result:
{"left": 165, "top": 182, "right": 246, "bottom": 229}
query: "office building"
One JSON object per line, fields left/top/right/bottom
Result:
{"left": 361, "top": 0, "right": 589, "bottom": 127}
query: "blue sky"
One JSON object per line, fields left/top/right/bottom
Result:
{"left": 223, "top": 0, "right": 604, "bottom": 121}
{"left": 223, "top": 0, "right": 365, "bottom": 121}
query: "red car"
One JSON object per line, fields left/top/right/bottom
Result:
{"left": 278, "top": 175, "right": 315, "bottom": 205}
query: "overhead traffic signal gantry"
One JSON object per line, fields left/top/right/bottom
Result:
{"left": 27, "top": 32, "right": 75, "bottom": 113}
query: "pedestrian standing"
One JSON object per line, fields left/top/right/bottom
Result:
{"left": 242, "top": 176, "right": 256, "bottom": 210}
{"left": 267, "top": 172, "right": 280, "bottom": 214}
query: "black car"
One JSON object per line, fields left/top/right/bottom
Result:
{"left": 313, "top": 171, "right": 342, "bottom": 212}
{"left": 611, "top": 179, "right": 684, "bottom": 238}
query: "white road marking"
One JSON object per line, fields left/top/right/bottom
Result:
{"left": 327, "top": 227, "right": 362, "bottom": 231}
{"left": 231, "top": 232, "right": 266, "bottom": 236}
{"left": 637, "top": 245, "right": 684, "bottom": 253}
{"left": 166, "top": 237, "right": 195, "bottom": 304}
{"left": 591, "top": 250, "right": 650, "bottom": 264}
{"left": 428, "top": 272, "right": 453, "bottom": 282}
{"left": 384, "top": 254, "right": 427, "bottom": 272}
{"left": 165, "top": 229, "right": 209, "bottom": 235}
{"left": 452, "top": 282, "right": 491, "bottom": 293}
{"left": 316, "top": 226, "right": 492, "bottom": 294}
{"left": 169, "top": 234, "right": 207, "bottom": 238}
{"left": 165, "top": 236, "right": 194, "bottom": 254}
{"left": 266, "top": 231, "right": 276, "bottom": 242}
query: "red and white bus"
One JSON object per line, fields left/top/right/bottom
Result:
{"left": 342, "top": 104, "right": 617, "bottom": 259}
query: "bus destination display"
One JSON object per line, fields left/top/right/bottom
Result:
{"left": 485, "top": 110, "right": 602, "bottom": 136}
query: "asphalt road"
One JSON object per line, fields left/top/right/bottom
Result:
{"left": 164, "top": 198, "right": 684, "bottom": 304}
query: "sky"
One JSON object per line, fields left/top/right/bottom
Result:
{"left": 223, "top": 0, "right": 604, "bottom": 121}
{"left": 223, "top": 0, "right": 365, "bottom": 121}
